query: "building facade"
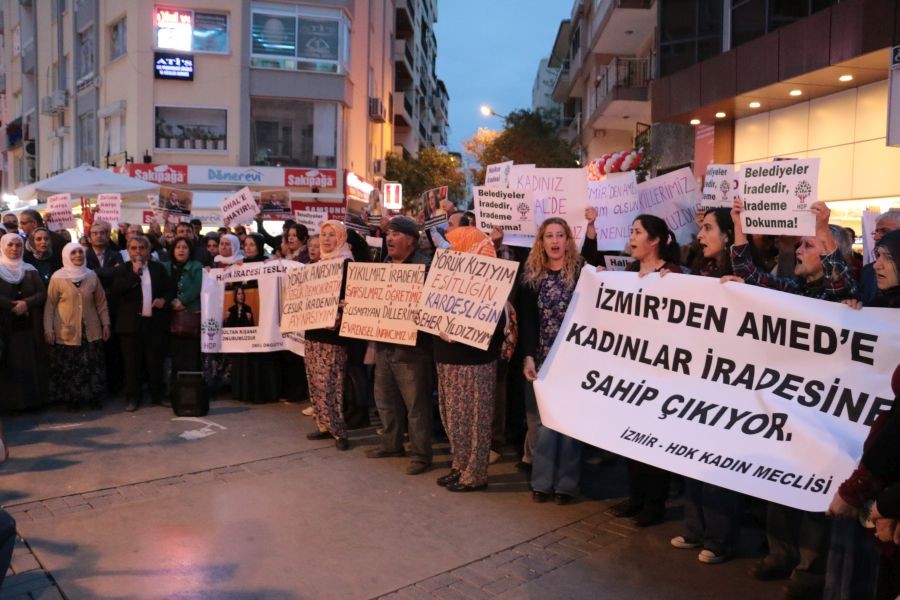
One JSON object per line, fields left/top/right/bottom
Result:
{"left": 0, "top": 0, "right": 449, "bottom": 219}
{"left": 531, "top": 57, "right": 560, "bottom": 115}
{"left": 546, "top": 0, "right": 657, "bottom": 163}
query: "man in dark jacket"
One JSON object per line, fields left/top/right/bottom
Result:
{"left": 110, "top": 235, "right": 175, "bottom": 412}
{"left": 86, "top": 220, "right": 125, "bottom": 393}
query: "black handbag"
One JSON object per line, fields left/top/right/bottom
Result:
{"left": 169, "top": 310, "right": 201, "bottom": 338}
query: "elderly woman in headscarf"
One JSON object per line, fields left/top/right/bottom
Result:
{"left": 303, "top": 220, "right": 355, "bottom": 451}
{"left": 0, "top": 233, "right": 48, "bottom": 411}
{"left": 24, "top": 227, "right": 62, "bottom": 285}
{"left": 213, "top": 233, "right": 244, "bottom": 267}
{"left": 43, "top": 243, "right": 110, "bottom": 410}
{"left": 432, "top": 226, "right": 508, "bottom": 491}
{"left": 202, "top": 234, "right": 244, "bottom": 395}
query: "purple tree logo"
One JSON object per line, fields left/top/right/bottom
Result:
{"left": 517, "top": 202, "right": 530, "bottom": 220}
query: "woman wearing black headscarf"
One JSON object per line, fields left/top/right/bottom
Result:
{"left": 230, "top": 233, "right": 280, "bottom": 404}
{"left": 24, "top": 227, "right": 62, "bottom": 286}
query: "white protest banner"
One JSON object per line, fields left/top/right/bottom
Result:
{"left": 280, "top": 259, "right": 345, "bottom": 333}
{"left": 221, "top": 186, "right": 260, "bottom": 227}
{"left": 534, "top": 270, "right": 900, "bottom": 511}
{"left": 634, "top": 167, "right": 700, "bottom": 245}
{"left": 415, "top": 249, "right": 518, "bottom": 350}
{"left": 861, "top": 208, "right": 880, "bottom": 266}
{"left": 588, "top": 171, "right": 638, "bottom": 251}
{"left": 46, "top": 194, "right": 75, "bottom": 231}
{"left": 738, "top": 158, "right": 819, "bottom": 236}
{"left": 702, "top": 164, "right": 738, "bottom": 209}
{"left": 294, "top": 209, "right": 328, "bottom": 234}
{"left": 504, "top": 166, "right": 590, "bottom": 248}
{"left": 200, "top": 260, "right": 303, "bottom": 355}
{"left": 340, "top": 262, "right": 425, "bottom": 346}
{"left": 473, "top": 186, "right": 535, "bottom": 235}
{"left": 96, "top": 193, "right": 122, "bottom": 226}
{"left": 603, "top": 255, "right": 636, "bottom": 271}
{"left": 484, "top": 160, "right": 514, "bottom": 188}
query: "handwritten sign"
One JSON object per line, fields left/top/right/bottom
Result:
{"left": 473, "top": 186, "right": 535, "bottom": 235}
{"left": 293, "top": 209, "right": 328, "bottom": 235}
{"left": 485, "top": 160, "right": 514, "bottom": 188}
{"left": 635, "top": 167, "right": 700, "bottom": 245}
{"left": 702, "top": 164, "right": 738, "bottom": 209}
{"left": 46, "top": 194, "right": 75, "bottom": 231}
{"left": 603, "top": 255, "right": 636, "bottom": 271}
{"left": 340, "top": 262, "right": 425, "bottom": 346}
{"left": 739, "top": 158, "right": 819, "bottom": 236}
{"left": 504, "top": 166, "right": 589, "bottom": 248}
{"left": 415, "top": 249, "right": 518, "bottom": 350}
{"left": 221, "top": 187, "right": 260, "bottom": 227}
{"left": 95, "top": 193, "right": 122, "bottom": 226}
{"left": 588, "top": 172, "right": 638, "bottom": 251}
{"left": 280, "top": 259, "right": 344, "bottom": 333}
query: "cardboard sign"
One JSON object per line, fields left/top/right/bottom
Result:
{"left": 503, "top": 166, "right": 590, "bottom": 248}
{"left": 221, "top": 186, "right": 260, "bottom": 227}
{"left": 415, "top": 249, "right": 518, "bottom": 350}
{"left": 258, "top": 188, "right": 292, "bottom": 219}
{"left": 738, "top": 158, "right": 819, "bottom": 236}
{"left": 46, "top": 194, "right": 75, "bottom": 231}
{"left": 603, "top": 255, "right": 636, "bottom": 271}
{"left": 340, "top": 262, "right": 425, "bottom": 346}
{"left": 96, "top": 193, "right": 122, "bottom": 226}
{"left": 280, "top": 259, "right": 345, "bottom": 333}
{"left": 702, "top": 164, "right": 739, "bottom": 209}
{"left": 293, "top": 209, "right": 329, "bottom": 235}
{"left": 473, "top": 186, "right": 535, "bottom": 235}
{"left": 484, "top": 160, "right": 514, "bottom": 188}
{"left": 588, "top": 171, "right": 638, "bottom": 251}
{"left": 535, "top": 270, "right": 900, "bottom": 511}
{"left": 383, "top": 182, "right": 403, "bottom": 210}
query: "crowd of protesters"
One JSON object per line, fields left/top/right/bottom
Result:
{"left": 0, "top": 198, "right": 898, "bottom": 600}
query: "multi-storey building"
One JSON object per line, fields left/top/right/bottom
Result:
{"left": 531, "top": 57, "right": 560, "bottom": 115}
{"left": 651, "top": 0, "right": 900, "bottom": 228}
{"left": 546, "top": 0, "right": 657, "bottom": 163}
{"left": 0, "top": 0, "right": 449, "bottom": 222}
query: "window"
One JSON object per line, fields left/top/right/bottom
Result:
{"left": 78, "top": 111, "right": 96, "bottom": 166}
{"left": 154, "top": 6, "right": 228, "bottom": 54}
{"left": 77, "top": 27, "right": 95, "bottom": 80}
{"left": 250, "top": 5, "right": 348, "bottom": 74}
{"left": 104, "top": 113, "right": 126, "bottom": 155}
{"left": 110, "top": 19, "right": 126, "bottom": 61}
{"left": 250, "top": 99, "right": 337, "bottom": 167}
{"left": 155, "top": 106, "right": 227, "bottom": 151}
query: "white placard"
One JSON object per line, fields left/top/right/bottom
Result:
{"left": 46, "top": 194, "right": 75, "bottom": 231}
{"left": 484, "top": 160, "right": 514, "bottom": 188}
{"left": 535, "top": 270, "right": 899, "bottom": 512}
{"left": 221, "top": 186, "right": 260, "bottom": 227}
{"left": 603, "top": 255, "right": 636, "bottom": 271}
{"left": 702, "top": 164, "right": 739, "bottom": 209}
{"left": 294, "top": 209, "right": 328, "bottom": 235}
{"left": 415, "top": 249, "right": 518, "bottom": 350}
{"left": 340, "top": 262, "right": 425, "bottom": 346}
{"left": 503, "top": 166, "right": 590, "bottom": 248}
{"left": 738, "top": 158, "right": 819, "bottom": 236}
{"left": 95, "top": 193, "right": 122, "bottom": 226}
{"left": 861, "top": 208, "right": 881, "bottom": 266}
{"left": 383, "top": 182, "right": 403, "bottom": 210}
{"left": 473, "top": 186, "right": 536, "bottom": 235}
{"left": 280, "top": 259, "right": 345, "bottom": 333}
{"left": 634, "top": 167, "right": 700, "bottom": 246}
{"left": 588, "top": 171, "right": 639, "bottom": 251}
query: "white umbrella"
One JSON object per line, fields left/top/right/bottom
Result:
{"left": 15, "top": 164, "right": 160, "bottom": 201}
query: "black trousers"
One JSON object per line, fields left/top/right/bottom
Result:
{"left": 120, "top": 318, "right": 166, "bottom": 404}
{"left": 0, "top": 509, "right": 15, "bottom": 588}
{"left": 627, "top": 459, "right": 670, "bottom": 506}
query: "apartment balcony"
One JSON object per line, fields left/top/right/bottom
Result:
{"left": 393, "top": 91, "right": 415, "bottom": 127}
{"left": 589, "top": 0, "right": 656, "bottom": 55}
{"left": 393, "top": 39, "right": 414, "bottom": 82}
{"left": 558, "top": 113, "right": 581, "bottom": 145}
{"left": 587, "top": 57, "right": 651, "bottom": 131}
{"left": 395, "top": 0, "right": 414, "bottom": 39}
{"left": 551, "top": 61, "right": 571, "bottom": 103}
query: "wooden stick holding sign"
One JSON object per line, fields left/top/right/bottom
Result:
{"left": 415, "top": 249, "right": 518, "bottom": 350}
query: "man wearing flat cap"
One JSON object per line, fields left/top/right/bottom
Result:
{"left": 365, "top": 216, "right": 434, "bottom": 474}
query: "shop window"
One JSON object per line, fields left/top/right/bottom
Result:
{"left": 110, "top": 18, "right": 126, "bottom": 61}
{"left": 250, "top": 4, "right": 348, "bottom": 74}
{"left": 154, "top": 6, "right": 228, "bottom": 54}
{"left": 155, "top": 106, "right": 227, "bottom": 151}
{"left": 250, "top": 98, "right": 336, "bottom": 167}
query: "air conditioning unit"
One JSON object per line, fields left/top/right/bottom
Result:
{"left": 51, "top": 89, "right": 68, "bottom": 110}
{"left": 368, "top": 97, "right": 386, "bottom": 123}
{"left": 373, "top": 158, "right": 385, "bottom": 176}
{"left": 40, "top": 96, "right": 55, "bottom": 115}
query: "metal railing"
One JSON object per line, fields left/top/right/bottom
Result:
{"left": 590, "top": 56, "right": 650, "bottom": 116}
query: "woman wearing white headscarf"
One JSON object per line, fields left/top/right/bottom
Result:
{"left": 303, "top": 220, "right": 354, "bottom": 450}
{"left": 213, "top": 233, "right": 244, "bottom": 266}
{"left": 44, "top": 243, "right": 110, "bottom": 410}
{"left": 0, "top": 233, "right": 48, "bottom": 410}
{"left": 203, "top": 233, "right": 244, "bottom": 394}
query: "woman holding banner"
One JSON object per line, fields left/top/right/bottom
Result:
{"left": 213, "top": 234, "right": 244, "bottom": 266}
{"left": 520, "top": 217, "right": 584, "bottom": 505}
{"left": 303, "top": 220, "right": 354, "bottom": 451}
{"left": 667, "top": 208, "right": 745, "bottom": 563}
{"left": 607, "top": 215, "right": 682, "bottom": 526}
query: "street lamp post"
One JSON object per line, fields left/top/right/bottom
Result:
{"left": 479, "top": 105, "right": 507, "bottom": 120}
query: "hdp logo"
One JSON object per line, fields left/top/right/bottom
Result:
{"left": 202, "top": 317, "right": 221, "bottom": 340}
{"left": 517, "top": 202, "right": 530, "bottom": 220}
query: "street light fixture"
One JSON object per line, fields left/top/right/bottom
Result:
{"left": 480, "top": 105, "right": 507, "bottom": 119}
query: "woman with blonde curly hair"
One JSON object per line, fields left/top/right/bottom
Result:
{"left": 519, "top": 217, "right": 584, "bottom": 504}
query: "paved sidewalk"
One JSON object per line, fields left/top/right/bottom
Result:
{"left": 0, "top": 400, "right": 783, "bottom": 599}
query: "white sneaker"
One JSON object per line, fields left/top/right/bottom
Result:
{"left": 489, "top": 450, "right": 501, "bottom": 464}
{"left": 301, "top": 406, "right": 315, "bottom": 416}
{"left": 670, "top": 536, "right": 701, "bottom": 549}
{"left": 698, "top": 549, "right": 727, "bottom": 564}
